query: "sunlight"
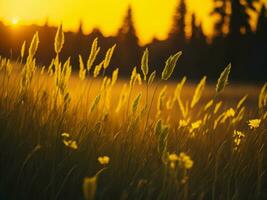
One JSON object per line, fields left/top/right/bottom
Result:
{"left": 0, "top": 1, "right": 266, "bottom": 198}
{"left": 11, "top": 17, "right": 19, "bottom": 25}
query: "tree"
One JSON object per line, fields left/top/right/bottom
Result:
{"left": 229, "top": 0, "right": 259, "bottom": 36}
{"left": 254, "top": 4, "right": 267, "bottom": 80}
{"left": 169, "top": 0, "right": 187, "bottom": 43}
{"left": 190, "top": 13, "right": 206, "bottom": 43}
{"left": 116, "top": 6, "right": 140, "bottom": 75}
{"left": 77, "top": 20, "right": 84, "bottom": 35}
{"left": 229, "top": 0, "right": 249, "bottom": 36}
{"left": 211, "top": 0, "right": 258, "bottom": 37}
{"left": 211, "top": 0, "right": 228, "bottom": 37}
{"left": 256, "top": 4, "right": 267, "bottom": 35}
{"left": 191, "top": 13, "right": 197, "bottom": 40}
{"left": 189, "top": 13, "right": 208, "bottom": 79}
{"left": 117, "top": 6, "right": 139, "bottom": 47}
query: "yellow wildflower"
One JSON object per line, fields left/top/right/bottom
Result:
{"left": 191, "top": 120, "right": 202, "bottom": 129}
{"left": 234, "top": 130, "right": 245, "bottom": 146}
{"left": 61, "top": 132, "right": 70, "bottom": 137}
{"left": 178, "top": 152, "right": 193, "bottom": 169}
{"left": 69, "top": 141, "right": 78, "bottom": 149}
{"left": 233, "top": 130, "right": 245, "bottom": 148}
{"left": 189, "top": 120, "right": 202, "bottom": 133}
{"left": 168, "top": 153, "right": 179, "bottom": 169}
{"left": 225, "top": 108, "right": 235, "bottom": 118}
{"left": 179, "top": 119, "right": 189, "bottom": 128}
{"left": 98, "top": 156, "right": 110, "bottom": 165}
{"left": 63, "top": 139, "right": 78, "bottom": 150}
{"left": 168, "top": 153, "right": 179, "bottom": 162}
{"left": 248, "top": 119, "right": 261, "bottom": 129}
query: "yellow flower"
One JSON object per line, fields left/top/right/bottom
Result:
{"left": 179, "top": 119, "right": 189, "bottom": 128}
{"left": 178, "top": 152, "right": 193, "bottom": 169}
{"left": 233, "top": 130, "right": 245, "bottom": 148}
{"left": 168, "top": 153, "right": 179, "bottom": 162}
{"left": 191, "top": 120, "right": 202, "bottom": 129}
{"left": 168, "top": 153, "right": 179, "bottom": 169}
{"left": 189, "top": 120, "right": 202, "bottom": 133}
{"left": 63, "top": 139, "right": 78, "bottom": 150}
{"left": 233, "top": 130, "right": 245, "bottom": 138}
{"left": 225, "top": 108, "right": 235, "bottom": 117}
{"left": 61, "top": 132, "right": 70, "bottom": 137}
{"left": 98, "top": 156, "right": 110, "bottom": 165}
{"left": 248, "top": 119, "right": 261, "bottom": 129}
{"left": 69, "top": 141, "right": 78, "bottom": 149}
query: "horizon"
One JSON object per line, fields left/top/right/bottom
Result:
{"left": 0, "top": 0, "right": 266, "bottom": 45}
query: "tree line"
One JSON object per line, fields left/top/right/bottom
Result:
{"left": 0, "top": 0, "right": 266, "bottom": 82}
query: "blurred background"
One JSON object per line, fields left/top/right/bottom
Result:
{"left": 0, "top": 0, "right": 266, "bottom": 82}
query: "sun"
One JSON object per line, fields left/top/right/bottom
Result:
{"left": 11, "top": 17, "right": 19, "bottom": 25}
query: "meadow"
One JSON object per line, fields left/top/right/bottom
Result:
{"left": 0, "top": 26, "right": 266, "bottom": 200}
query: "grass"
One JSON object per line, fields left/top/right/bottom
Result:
{"left": 0, "top": 27, "right": 266, "bottom": 200}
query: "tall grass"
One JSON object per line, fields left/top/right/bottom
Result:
{"left": 0, "top": 26, "right": 266, "bottom": 200}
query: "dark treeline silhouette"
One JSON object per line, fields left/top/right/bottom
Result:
{"left": 0, "top": 1, "right": 267, "bottom": 82}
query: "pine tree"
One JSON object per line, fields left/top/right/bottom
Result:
{"left": 211, "top": 0, "right": 258, "bottom": 37}
{"left": 229, "top": 0, "right": 259, "bottom": 36}
{"left": 117, "top": 6, "right": 139, "bottom": 47}
{"left": 191, "top": 13, "right": 197, "bottom": 40}
{"left": 256, "top": 4, "right": 267, "bottom": 35}
{"left": 77, "top": 20, "right": 84, "bottom": 35}
{"left": 117, "top": 6, "right": 140, "bottom": 74}
{"left": 169, "top": 0, "right": 187, "bottom": 42}
{"left": 191, "top": 13, "right": 206, "bottom": 44}
{"left": 211, "top": 0, "right": 228, "bottom": 37}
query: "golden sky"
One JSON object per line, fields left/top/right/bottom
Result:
{"left": 0, "top": 0, "right": 266, "bottom": 44}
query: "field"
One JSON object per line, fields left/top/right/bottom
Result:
{"left": 0, "top": 27, "right": 267, "bottom": 200}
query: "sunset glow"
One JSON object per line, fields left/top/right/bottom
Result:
{"left": 1, "top": 0, "right": 267, "bottom": 199}
{"left": 0, "top": 0, "right": 266, "bottom": 44}
{"left": 11, "top": 17, "right": 19, "bottom": 25}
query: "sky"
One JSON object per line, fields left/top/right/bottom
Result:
{"left": 0, "top": 0, "right": 266, "bottom": 45}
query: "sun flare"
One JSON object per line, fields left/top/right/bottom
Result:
{"left": 11, "top": 17, "right": 19, "bottom": 25}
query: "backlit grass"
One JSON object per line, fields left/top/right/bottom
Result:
{"left": 0, "top": 26, "right": 266, "bottom": 200}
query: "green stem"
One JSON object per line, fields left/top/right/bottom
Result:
{"left": 144, "top": 80, "right": 161, "bottom": 134}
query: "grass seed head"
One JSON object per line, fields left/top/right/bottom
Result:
{"left": 54, "top": 24, "right": 64, "bottom": 54}
{"left": 79, "top": 54, "right": 86, "bottom": 80}
{"left": 103, "top": 44, "right": 116, "bottom": 69}
{"left": 216, "top": 63, "right": 231, "bottom": 94}
{"left": 87, "top": 38, "right": 100, "bottom": 71}
{"left": 191, "top": 76, "right": 206, "bottom": 108}
{"left": 161, "top": 51, "right": 182, "bottom": 80}
{"left": 29, "top": 32, "right": 39, "bottom": 58}
{"left": 21, "top": 41, "right": 26, "bottom": 60}
{"left": 141, "top": 48, "right": 149, "bottom": 80}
